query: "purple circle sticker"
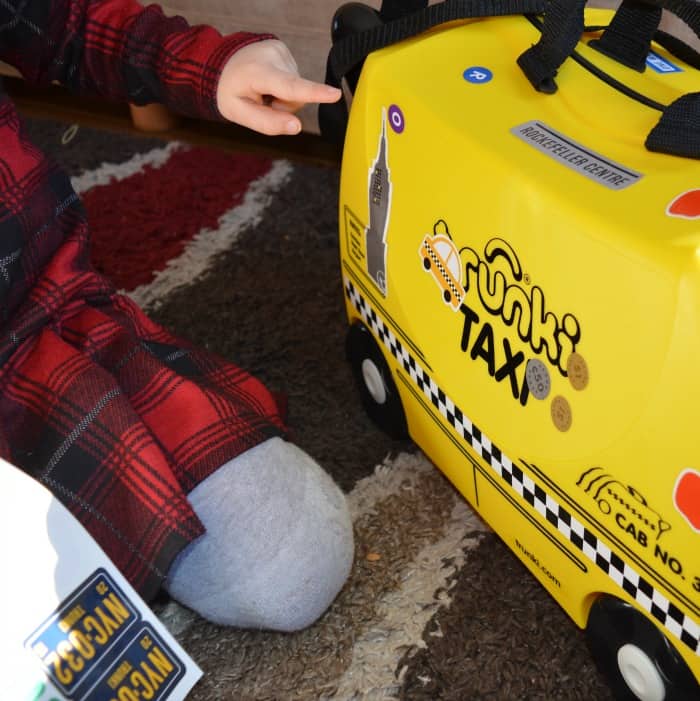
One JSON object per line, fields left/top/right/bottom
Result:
{"left": 388, "top": 104, "right": 405, "bottom": 134}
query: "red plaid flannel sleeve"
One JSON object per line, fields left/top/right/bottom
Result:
{"left": 0, "top": 0, "right": 275, "bottom": 119}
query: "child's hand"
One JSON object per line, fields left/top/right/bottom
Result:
{"left": 216, "top": 39, "right": 342, "bottom": 135}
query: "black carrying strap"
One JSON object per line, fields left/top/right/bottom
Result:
{"left": 517, "top": 0, "right": 700, "bottom": 158}
{"left": 654, "top": 27, "right": 700, "bottom": 67}
{"left": 318, "top": 0, "right": 545, "bottom": 142}
{"left": 646, "top": 92, "right": 700, "bottom": 157}
{"left": 587, "top": 0, "right": 662, "bottom": 71}
{"left": 379, "top": 0, "right": 429, "bottom": 21}
{"left": 516, "top": 0, "right": 587, "bottom": 93}
{"left": 517, "top": 0, "right": 700, "bottom": 91}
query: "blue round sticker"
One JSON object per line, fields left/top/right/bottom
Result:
{"left": 463, "top": 66, "right": 493, "bottom": 84}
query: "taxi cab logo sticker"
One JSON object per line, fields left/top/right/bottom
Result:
{"left": 667, "top": 189, "right": 700, "bottom": 220}
{"left": 25, "top": 569, "right": 139, "bottom": 698}
{"left": 419, "top": 219, "right": 464, "bottom": 310}
{"left": 577, "top": 467, "right": 672, "bottom": 543}
{"left": 365, "top": 111, "right": 392, "bottom": 295}
{"left": 674, "top": 469, "right": 700, "bottom": 533}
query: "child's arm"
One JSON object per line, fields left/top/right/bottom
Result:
{"left": 0, "top": 0, "right": 339, "bottom": 131}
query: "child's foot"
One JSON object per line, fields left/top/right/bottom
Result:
{"left": 164, "top": 437, "right": 354, "bottom": 631}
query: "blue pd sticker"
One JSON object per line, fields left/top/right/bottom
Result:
{"left": 463, "top": 66, "right": 493, "bottom": 84}
{"left": 646, "top": 50, "right": 683, "bottom": 74}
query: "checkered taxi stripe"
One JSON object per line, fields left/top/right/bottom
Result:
{"left": 345, "top": 277, "right": 700, "bottom": 656}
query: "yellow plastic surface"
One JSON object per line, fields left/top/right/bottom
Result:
{"left": 339, "top": 9, "right": 700, "bottom": 681}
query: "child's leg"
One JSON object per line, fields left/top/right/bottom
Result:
{"left": 164, "top": 437, "right": 354, "bottom": 631}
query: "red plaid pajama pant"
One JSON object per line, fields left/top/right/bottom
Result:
{"left": 0, "top": 96, "right": 285, "bottom": 600}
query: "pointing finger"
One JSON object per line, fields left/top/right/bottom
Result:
{"left": 255, "top": 70, "right": 341, "bottom": 107}
{"left": 225, "top": 98, "right": 302, "bottom": 135}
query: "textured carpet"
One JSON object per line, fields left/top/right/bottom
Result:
{"left": 22, "top": 114, "right": 615, "bottom": 701}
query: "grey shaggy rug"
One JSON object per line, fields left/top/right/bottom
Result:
{"left": 22, "top": 113, "right": 614, "bottom": 701}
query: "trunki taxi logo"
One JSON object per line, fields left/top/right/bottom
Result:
{"left": 419, "top": 220, "right": 587, "bottom": 426}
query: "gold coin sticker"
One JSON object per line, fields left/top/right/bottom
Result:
{"left": 551, "top": 395, "right": 572, "bottom": 432}
{"left": 567, "top": 352, "right": 589, "bottom": 391}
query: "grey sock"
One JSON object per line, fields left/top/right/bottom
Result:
{"left": 164, "top": 437, "right": 354, "bottom": 631}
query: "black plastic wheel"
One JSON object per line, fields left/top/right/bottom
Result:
{"left": 586, "top": 596, "right": 699, "bottom": 701}
{"left": 346, "top": 322, "right": 408, "bottom": 439}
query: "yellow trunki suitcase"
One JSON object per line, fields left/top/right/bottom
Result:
{"left": 321, "top": 1, "right": 700, "bottom": 698}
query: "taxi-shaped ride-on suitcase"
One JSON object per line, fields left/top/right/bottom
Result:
{"left": 321, "top": 1, "right": 700, "bottom": 699}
